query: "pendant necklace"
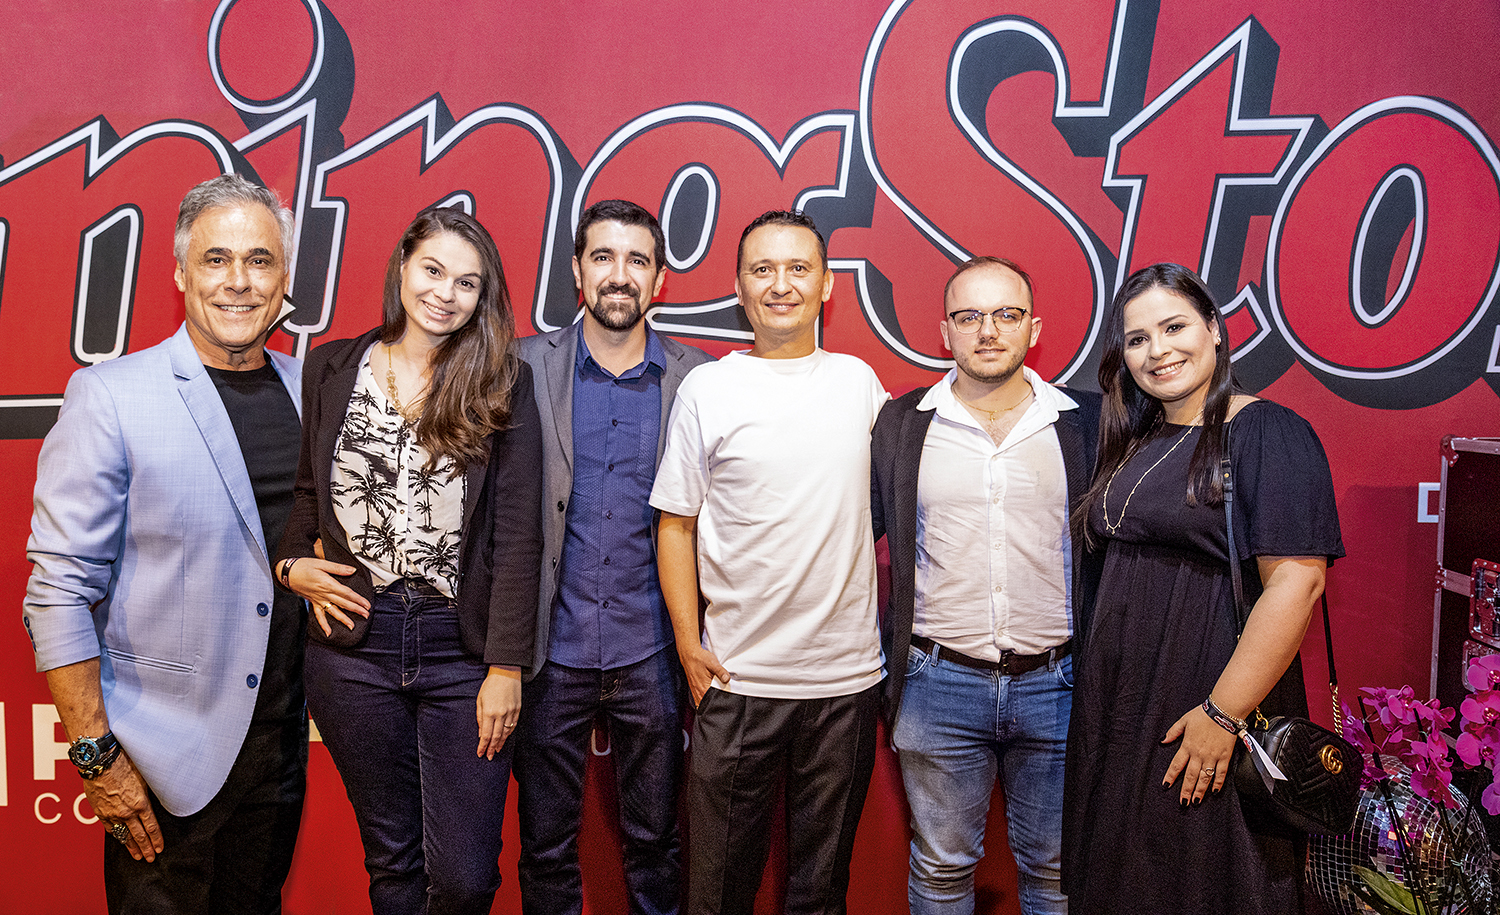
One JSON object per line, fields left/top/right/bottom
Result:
{"left": 1101, "top": 413, "right": 1201, "bottom": 534}
{"left": 956, "top": 385, "right": 1032, "bottom": 422}
{"left": 384, "top": 344, "right": 421, "bottom": 424}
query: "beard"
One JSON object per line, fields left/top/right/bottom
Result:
{"left": 953, "top": 339, "right": 1027, "bottom": 385}
{"left": 586, "top": 283, "right": 646, "bottom": 330}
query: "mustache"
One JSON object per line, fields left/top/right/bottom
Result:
{"left": 599, "top": 283, "right": 639, "bottom": 298}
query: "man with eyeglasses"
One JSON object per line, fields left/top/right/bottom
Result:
{"left": 871, "top": 256, "right": 1102, "bottom": 914}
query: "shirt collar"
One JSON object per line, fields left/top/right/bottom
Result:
{"left": 576, "top": 325, "right": 666, "bottom": 379}
{"left": 917, "top": 366, "right": 1080, "bottom": 423}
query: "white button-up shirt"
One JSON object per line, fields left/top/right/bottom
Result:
{"left": 913, "top": 367, "right": 1075, "bottom": 658}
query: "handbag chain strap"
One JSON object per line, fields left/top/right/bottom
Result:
{"left": 1220, "top": 443, "right": 1341, "bottom": 736}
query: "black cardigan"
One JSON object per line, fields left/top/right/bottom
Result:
{"left": 275, "top": 328, "right": 542, "bottom": 668}
{"left": 871, "top": 384, "right": 1103, "bottom": 730}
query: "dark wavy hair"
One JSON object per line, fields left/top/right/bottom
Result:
{"left": 380, "top": 206, "right": 519, "bottom": 472}
{"left": 1077, "top": 263, "right": 1237, "bottom": 544}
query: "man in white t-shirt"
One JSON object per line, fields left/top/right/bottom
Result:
{"left": 651, "top": 210, "right": 888, "bottom": 915}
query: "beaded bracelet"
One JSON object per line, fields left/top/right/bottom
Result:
{"left": 1202, "top": 695, "right": 1246, "bottom": 735}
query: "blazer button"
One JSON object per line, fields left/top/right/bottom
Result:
{"left": 246, "top": 674, "right": 259, "bottom": 688}
{"left": 256, "top": 603, "right": 270, "bottom": 617}
{"left": 557, "top": 501, "right": 565, "bottom": 512}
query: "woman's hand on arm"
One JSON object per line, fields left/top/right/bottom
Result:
{"left": 282, "top": 557, "right": 370, "bottom": 637}
{"left": 475, "top": 665, "right": 521, "bottom": 760}
{"left": 1161, "top": 555, "right": 1326, "bottom": 806}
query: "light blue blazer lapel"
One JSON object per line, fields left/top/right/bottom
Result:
{"left": 540, "top": 325, "right": 577, "bottom": 475}
{"left": 166, "top": 327, "right": 269, "bottom": 561}
{"left": 266, "top": 347, "right": 303, "bottom": 421}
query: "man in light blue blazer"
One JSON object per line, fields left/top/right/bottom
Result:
{"left": 515, "top": 199, "right": 712, "bottom": 915}
{"left": 23, "top": 174, "right": 307, "bottom": 914}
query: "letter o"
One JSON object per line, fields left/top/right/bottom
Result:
{"left": 1267, "top": 98, "right": 1500, "bottom": 381}
{"left": 73, "top": 793, "right": 99, "bottom": 825}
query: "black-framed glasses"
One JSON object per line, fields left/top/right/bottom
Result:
{"left": 947, "top": 307, "right": 1030, "bottom": 334}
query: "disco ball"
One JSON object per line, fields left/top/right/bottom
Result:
{"left": 1308, "top": 756, "right": 1496, "bottom": 915}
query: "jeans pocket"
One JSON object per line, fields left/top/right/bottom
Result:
{"left": 906, "top": 643, "right": 934, "bottom": 680}
{"left": 1054, "top": 653, "right": 1075, "bottom": 689}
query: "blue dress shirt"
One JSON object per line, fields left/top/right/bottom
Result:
{"left": 549, "top": 330, "right": 671, "bottom": 669}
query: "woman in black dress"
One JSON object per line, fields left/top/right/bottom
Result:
{"left": 1062, "top": 263, "right": 1343, "bottom": 913}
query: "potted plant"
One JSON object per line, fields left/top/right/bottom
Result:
{"left": 1304, "top": 656, "right": 1500, "bottom": 915}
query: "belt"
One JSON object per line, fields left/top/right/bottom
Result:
{"left": 910, "top": 635, "right": 1071, "bottom": 676}
{"left": 385, "top": 577, "right": 446, "bottom": 598}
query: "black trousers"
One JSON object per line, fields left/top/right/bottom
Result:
{"left": 103, "top": 717, "right": 308, "bottom": 915}
{"left": 686, "top": 685, "right": 879, "bottom": 915}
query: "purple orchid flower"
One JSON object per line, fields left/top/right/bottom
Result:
{"left": 1456, "top": 724, "right": 1500, "bottom": 768}
{"left": 1411, "top": 697, "right": 1456, "bottom": 730}
{"left": 1483, "top": 770, "right": 1500, "bottom": 817}
{"left": 1467, "top": 654, "right": 1500, "bottom": 692}
{"left": 1460, "top": 690, "right": 1500, "bottom": 728}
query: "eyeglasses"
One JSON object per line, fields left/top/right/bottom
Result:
{"left": 947, "top": 307, "right": 1030, "bottom": 334}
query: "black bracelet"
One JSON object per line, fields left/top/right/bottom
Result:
{"left": 279, "top": 557, "right": 300, "bottom": 588}
{"left": 1202, "top": 695, "right": 1246, "bottom": 735}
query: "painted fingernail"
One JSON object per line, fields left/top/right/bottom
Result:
{"left": 1179, "top": 797, "right": 1188, "bottom": 808}
{"left": 1192, "top": 797, "right": 1202, "bottom": 807}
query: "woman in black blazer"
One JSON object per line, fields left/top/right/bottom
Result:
{"left": 275, "top": 206, "right": 541, "bottom": 915}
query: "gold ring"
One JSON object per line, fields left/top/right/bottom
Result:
{"left": 109, "top": 821, "right": 130, "bottom": 843}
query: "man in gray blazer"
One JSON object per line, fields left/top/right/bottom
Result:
{"left": 23, "top": 174, "right": 305, "bottom": 914}
{"left": 515, "top": 199, "right": 713, "bottom": 915}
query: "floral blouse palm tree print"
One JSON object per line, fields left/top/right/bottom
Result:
{"left": 332, "top": 382, "right": 464, "bottom": 594}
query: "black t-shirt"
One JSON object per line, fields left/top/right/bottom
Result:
{"left": 206, "top": 362, "right": 306, "bottom": 725}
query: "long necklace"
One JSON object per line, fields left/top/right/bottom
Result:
{"left": 955, "top": 385, "right": 1032, "bottom": 422}
{"left": 383, "top": 344, "right": 421, "bottom": 423}
{"left": 1100, "top": 418, "right": 1199, "bottom": 534}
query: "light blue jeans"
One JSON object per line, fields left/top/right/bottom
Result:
{"left": 892, "top": 642, "right": 1073, "bottom": 915}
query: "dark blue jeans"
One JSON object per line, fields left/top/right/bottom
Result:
{"left": 514, "top": 646, "right": 684, "bottom": 915}
{"left": 305, "top": 582, "right": 512, "bottom": 915}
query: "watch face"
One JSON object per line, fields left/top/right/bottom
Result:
{"left": 70, "top": 738, "right": 99, "bottom": 767}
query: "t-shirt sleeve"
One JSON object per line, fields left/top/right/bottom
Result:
{"left": 871, "top": 380, "right": 891, "bottom": 426}
{"left": 1230, "top": 401, "right": 1345, "bottom": 563}
{"left": 649, "top": 382, "right": 709, "bottom": 517}
{"left": 864, "top": 361, "right": 891, "bottom": 429}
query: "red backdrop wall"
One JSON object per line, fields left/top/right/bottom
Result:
{"left": 2, "top": 1, "right": 1497, "bottom": 912}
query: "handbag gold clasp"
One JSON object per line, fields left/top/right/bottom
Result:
{"left": 1318, "top": 745, "right": 1343, "bottom": 775}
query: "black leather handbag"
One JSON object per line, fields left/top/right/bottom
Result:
{"left": 1220, "top": 455, "right": 1361, "bottom": 835}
